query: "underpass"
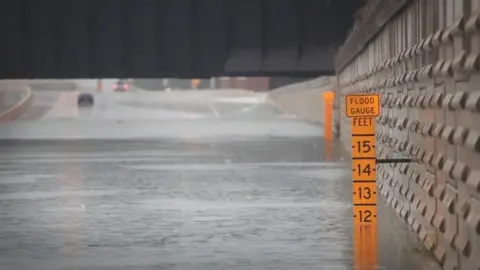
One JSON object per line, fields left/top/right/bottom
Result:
{"left": 1, "top": 0, "right": 479, "bottom": 269}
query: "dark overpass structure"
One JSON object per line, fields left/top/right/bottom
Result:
{"left": 1, "top": 0, "right": 363, "bottom": 79}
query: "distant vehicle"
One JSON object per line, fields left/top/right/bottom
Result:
{"left": 113, "top": 80, "right": 129, "bottom": 92}
{"left": 77, "top": 93, "right": 94, "bottom": 107}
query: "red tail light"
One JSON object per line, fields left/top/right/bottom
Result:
{"left": 124, "top": 85, "right": 129, "bottom": 90}
{"left": 113, "top": 84, "right": 118, "bottom": 88}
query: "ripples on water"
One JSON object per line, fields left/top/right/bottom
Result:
{"left": 0, "top": 140, "right": 439, "bottom": 270}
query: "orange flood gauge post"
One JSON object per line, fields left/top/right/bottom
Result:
{"left": 345, "top": 93, "right": 380, "bottom": 270}
{"left": 192, "top": 79, "right": 200, "bottom": 89}
{"left": 322, "top": 91, "right": 335, "bottom": 142}
{"left": 97, "top": 79, "right": 103, "bottom": 92}
{"left": 322, "top": 91, "right": 335, "bottom": 161}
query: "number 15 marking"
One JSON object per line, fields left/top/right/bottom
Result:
{"left": 351, "top": 136, "right": 376, "bottom": 158}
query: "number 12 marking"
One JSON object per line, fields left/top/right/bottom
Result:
{"left": 354, "top": 207, "right": 377, "bottom": 224}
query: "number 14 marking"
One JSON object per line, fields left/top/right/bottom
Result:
{"left": 352, "top": 159, "right": 376, "bottom": 181}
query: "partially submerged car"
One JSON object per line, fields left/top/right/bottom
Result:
{"left": 113, "top": 80, "right": 129, "bottom": 92}
{"left": 77, "top": 93, "right": 94, "bottom": 107}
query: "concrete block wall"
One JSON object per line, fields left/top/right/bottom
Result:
{"left": 336, "top": 0, "right": 480, "bottom": 269}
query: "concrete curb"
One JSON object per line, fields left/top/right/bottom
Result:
{"left": 265, "top": 96, "right": 297, "bottom": 116}
{"left": 0, "top": 86, "right": 33, "bottom": 123}
{"left": 266, "top": 95, "right": 326, "bottom": 126}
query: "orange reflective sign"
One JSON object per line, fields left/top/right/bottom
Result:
{"left": 351, "top": 117, "right": 376, "bottom": 135}
{"left": 352, "top": 159, "right": 376, "bottom": 181}
{"left": 349, "top": 94, "right": 379, "bottom": 269}
{"left": 345, "top": 94, "right": 380, "bottom": 117}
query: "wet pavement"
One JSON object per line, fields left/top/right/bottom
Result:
{"left": 0, "top": 86, "right": 440, "bottom": 270}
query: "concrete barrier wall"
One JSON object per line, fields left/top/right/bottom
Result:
{"left": 336, "top": 0, "right": 480, "bottom": 269}
{"left": 267, "top": 77, "right": 336, "bottom": 126}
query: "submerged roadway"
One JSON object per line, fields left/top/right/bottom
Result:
{"left": 0, "top": 84, "right": 440, "bottom": 270}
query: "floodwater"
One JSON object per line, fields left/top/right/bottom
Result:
{"left": 0, "top": 82, "right": 440, "bottom": 270}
